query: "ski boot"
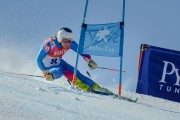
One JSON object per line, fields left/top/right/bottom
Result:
{"left": 92, "top": 83, "right": 114, "bottom": 95}
{"left": 74, "top": 77, "right": 91, "bottom": 91}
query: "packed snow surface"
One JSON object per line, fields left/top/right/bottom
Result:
{"left": 0, "top": 72, "right": 180, "bottom": 120}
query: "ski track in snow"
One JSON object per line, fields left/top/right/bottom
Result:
{"left": 0, "top": 72, "right": 180, "bottom": 120}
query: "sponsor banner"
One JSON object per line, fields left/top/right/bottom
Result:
{"left": 137, "top": 45, "right": 180, "bottom": 102}
{"left": 78, "top": 22, "right": 121, "bottom": 57}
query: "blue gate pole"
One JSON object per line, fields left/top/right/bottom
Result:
{"left": 118, "top": 0, "right": 126, "bottom": 96}
{"left": 72, "top": 0, "right": 89, "bottom": 85}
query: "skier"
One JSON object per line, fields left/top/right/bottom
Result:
{"left": 36, "top": 27, "right": 112, "bottom": 94}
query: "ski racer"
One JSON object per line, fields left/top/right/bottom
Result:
{"left": 36, "top": 27, "right": 112, "bottom": 94}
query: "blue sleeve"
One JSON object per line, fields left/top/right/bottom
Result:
{"left": 70, "top": 41, "right": 78, "bottom": 52}
{"left": 36, "top": 42, "right": 51, "bottom": 71}
{"left": 70, "top": 41, "right": 91, "bottom": 61}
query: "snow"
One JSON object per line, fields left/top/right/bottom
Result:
{"left": 0, "top": 72, "right": 180, "bottom": 120}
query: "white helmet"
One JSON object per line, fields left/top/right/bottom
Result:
{"left": 57, "top": 27, "right": 73, "bottom": 43}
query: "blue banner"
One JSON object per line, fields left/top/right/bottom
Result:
{"left": 78, "top": 22, "right": 121, "bottom": 57}
{"left": 137, "top": 45, "right": 180, "bottom": 103}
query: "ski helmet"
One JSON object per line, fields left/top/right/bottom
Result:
{"left": 57, "top": 27, "right": 73, "bottom": 43}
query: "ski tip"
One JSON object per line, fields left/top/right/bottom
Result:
{"left": 116, "top": 95, "right": 138, "bottom": 103}
{"left": 132, "top": 97, "right": 138, "bottom": 102}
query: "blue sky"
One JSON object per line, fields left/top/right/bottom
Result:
{"left": 0, "top": 0, "right": 180, "bottom": 92}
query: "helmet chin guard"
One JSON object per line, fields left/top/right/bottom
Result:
{"left": 57, "top": 27, "right": 73, "bottom": 43}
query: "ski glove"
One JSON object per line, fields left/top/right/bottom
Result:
{"left": 43, "top": 70, "right": 54, "bottom": 81}
{"left": 87, "top": 58, "right": 97, "bottom": 70}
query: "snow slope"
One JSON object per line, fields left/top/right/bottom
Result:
{"left": 0, "top": 72, "right": 180, "bottom": 120}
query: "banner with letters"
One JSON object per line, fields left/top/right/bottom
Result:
{"left": 136, "top": 44, "right": 180, "bottom": 103}
{"left": 78, "top": 22, "right": 121, "bottom": 57}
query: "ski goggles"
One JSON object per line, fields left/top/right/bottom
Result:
{"left": 62, "top": 39, "right": 72, "bottom": 44}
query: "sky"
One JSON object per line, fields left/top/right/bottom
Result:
{"left": 0, "top": 0, "right": 180, "bottom": 92}
{"left": 0, "top": 72, "right": 180, "bottom": 120}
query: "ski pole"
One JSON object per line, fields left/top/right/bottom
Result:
{"left": 86, "top": 71, "right": 92, "bottom": 79}
{"left": 3, "top": 71, "right": 44, "bottom": 78}
{"left": 96, "top": 66, "right": 125, "bottom": 72}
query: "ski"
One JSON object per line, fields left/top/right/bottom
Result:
{"left": 86, "top": 71, "right": 138, "bottom": 102}
{"left": 117, "top": 95, "right": 138, "bottom": 103}
{"left": 91, "top": 90, "right": 138, "bottom": 103}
